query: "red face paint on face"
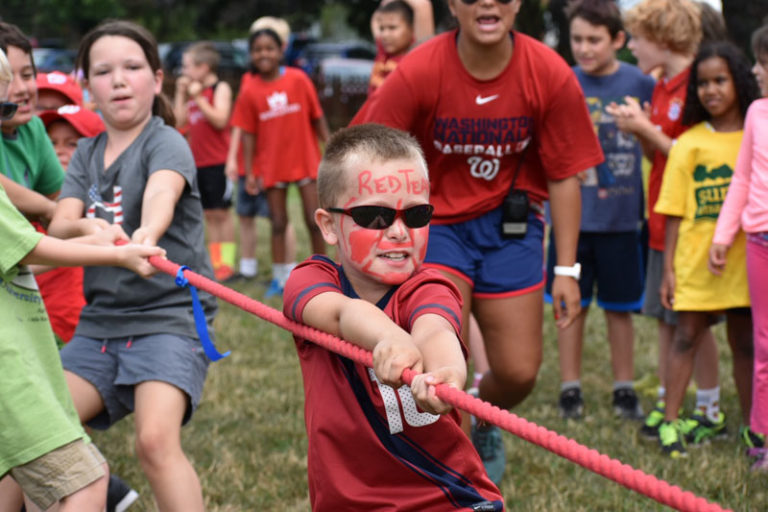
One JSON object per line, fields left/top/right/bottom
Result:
{"left": 332, "top": 158, "right": 431, "bottom": 298}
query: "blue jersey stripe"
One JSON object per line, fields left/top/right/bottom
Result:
{"left": 408, "top": 303, "right": 461, "bottom": 330}
{"left": 338, "top": 355, "right": 502, "bottom": 510}
{"left": 290, "top": 281, "right": 341, "bottom": 321}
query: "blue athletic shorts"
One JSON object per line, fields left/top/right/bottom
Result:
{"left": 425, "top": 205, "right": 545, "bottom": 298}
{"left": 545, "top": 230, "right": 644, "bottom": 311}
{"left": 236, "top": 176, "right": 271, "bottom": 218}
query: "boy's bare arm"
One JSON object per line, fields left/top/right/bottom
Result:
{"left": 302, "top": 292, "right": 423, "bottom": 387}
{"left": 409, "top": 313, "right": 466, "bottom": 415}
{"left": 403, "top": 0, "right": 434, "bottom": 42}
{"left": 0, "top": 174, "right": 56, "bottom": 225}
{"left": 190, "top": 81, "right": 233, "bottom": 130}
{"left": 606, "top": 97, "right": 673, "bottom": 158}
{"left": 20, "top": 235, "right": 164, "bottom": 278}
{"left": 48, "top": 197, "right": 114, "bottom": 239}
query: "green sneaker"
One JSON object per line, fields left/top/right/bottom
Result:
{"left": 471, "top": 417, "right": 506, "bottom": 485}
{"left": 682, "top": 412, "right": 727, "bottom": 445}
{"left": 659, "top": 420, "right": 687, "bottom": 458}
{"left": 640, "top": 401, "right": 665, "bottom": 439}
{"left": 740, "top": 425, "right": 766, "bottom": 449}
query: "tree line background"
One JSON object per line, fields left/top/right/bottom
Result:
{"left": 0, "top": 1, "right": 765, "bottom": 62}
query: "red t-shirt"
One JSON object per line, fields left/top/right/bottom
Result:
{"left": 186, "top": 82, "right": 231, "bottom": 168}
{"left": 352, "top": 30, "right": 603, "bottom": 224}
{"left": 368, "top": 40, "right": 409, "bottom": 95}
{"left": 647, "top": 68, "right": 691, "bottom": 251}
{"left": 284, "top": 255, "right": 504, "bottom": 511}
{"left": 32, "top": 222, "right": 84, "bottom": 342}
{"left": 232, "top": 73, "right": 258, "bottom": 178}
{"left": 231, "top": 67, "right": 323, "bottom": 188}
{"left": 36, "top": 267, "right": 84, "bottom": 343}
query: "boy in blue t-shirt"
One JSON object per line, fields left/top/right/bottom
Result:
{"left": 545, "top": 0, "right": 655, "bottom": 420}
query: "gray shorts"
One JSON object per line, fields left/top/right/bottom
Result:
{"left": 60, "top": 333, "right": 209, "bottom": 429}
{"left": 236, "top": 176, "right": 271, "bottom": 218}
{"left": 642, "top": 248, "right": 677, "bottom": 325}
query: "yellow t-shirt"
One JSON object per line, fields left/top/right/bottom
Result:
{"left": 654, "top": 122, "right": 749, "bottom": 311}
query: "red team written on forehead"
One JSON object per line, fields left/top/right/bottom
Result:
{"left": 357, "top": 168, "right": 429, "bottom": 196}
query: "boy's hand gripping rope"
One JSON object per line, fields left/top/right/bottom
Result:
{"left": 156, "top": 256, "right": 731, "bottom": 512}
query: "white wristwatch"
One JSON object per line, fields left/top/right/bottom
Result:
{"left": 553, "top": 263, "right": 581, "bottom": 280}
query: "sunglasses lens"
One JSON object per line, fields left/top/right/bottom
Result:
{"left": 350, "top": 206, "right": 396, "bottom": 229}
{"left": 342, "top": 205, "right": 433, "bottom": 229}
{"left": 403, "top": 204, "right": 434, "bottom": 228}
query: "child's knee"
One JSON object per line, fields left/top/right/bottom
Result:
{"left": 135, "top": 426, "right": 180, "bottom": 466}
{"left": 672, "top": 332, "right": 697, "bottom": 354}
{"left": 271, "top": 216, "right": 288, "bottom": 234}
{"left": 495, "top": 363, "right": 539, "bottom": 392}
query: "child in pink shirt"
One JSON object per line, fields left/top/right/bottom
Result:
{"left": 710, "top": 24, "right": 768, "bottom": 471}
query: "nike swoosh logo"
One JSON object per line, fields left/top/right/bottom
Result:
{"left": 475, "top": 94, "right": 499, "bottom": 105}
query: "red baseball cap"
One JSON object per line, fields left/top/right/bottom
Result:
{"left": 36, "top": 71, "right": 83, "bottom": 106}
{"left": 39, "top": 105, "right": 105, "bottom": 138}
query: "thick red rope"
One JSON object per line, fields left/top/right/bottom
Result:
{"left": 151, "top": 256, "right": 731, "bottom": 512}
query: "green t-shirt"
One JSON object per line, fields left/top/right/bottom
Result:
{"left": 0, "top": 116, "right": 64, "bottom": 194}
{"left": 0, "top": 183, "right": 86, "bottom": 476}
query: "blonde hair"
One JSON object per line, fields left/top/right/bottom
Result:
{"left": 0, "top": 48, "right": 11, "bottom": 85}
{"left": 624, "top": 0, "right": 702, "bottom": 55}
{"left": 185, "top": 41, "right": 220, "bottom": 74}
{"left": 249, "top": 17, "right": 291, "bottom": 50}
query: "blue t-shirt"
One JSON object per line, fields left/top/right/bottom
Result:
{"left": 574, "top": 62, "right": 655, "bottom": 232}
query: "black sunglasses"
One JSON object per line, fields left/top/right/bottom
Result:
{"left": 327, "top": 204, "right": 434, "bottom": 229}
{"left": 460, "top": 0, "right": 515, "bottom": 4}
{"left": 0, "top": 102, "right": 18, "bottom": 121}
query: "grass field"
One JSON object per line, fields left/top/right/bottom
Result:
{"left": 92, "top": 211, "right": 767, "bottom": 511}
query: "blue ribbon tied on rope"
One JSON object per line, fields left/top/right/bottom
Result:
{"left": 175, "top": 266, "right": 230, "bottom": 361}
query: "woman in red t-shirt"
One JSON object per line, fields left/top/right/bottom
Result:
{"left": 353, "top": 0, "right": 602, "bottom": 484}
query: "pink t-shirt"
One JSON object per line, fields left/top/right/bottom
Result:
{"left": 713, "top": 98, "right": 768, "bottom": 245}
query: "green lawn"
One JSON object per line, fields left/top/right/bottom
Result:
{"left": 92, "top": 213, "right": 766, "bottom": 511}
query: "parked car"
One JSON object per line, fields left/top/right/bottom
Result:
{"left": 294, "top": 41, "right": 376, "bottom": 79}
{"left": 315, "top": 57, "right": 374, "bottom": 131}
{"left": 161, "top": 41, "right": 249, "bottom": 97}
{"left": 32, "top": 48, "right": 77, "bottom": 73}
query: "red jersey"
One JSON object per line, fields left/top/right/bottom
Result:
{"left": 368, "top": 40, "right": 408, "bottom": 95}
{"left": 186, "top": 82, "right": 230, "bottom": 168}
{"left": 231, "top": 67, "right": 323, "bottom": 188}
{"left": 284, "top": 255, "right": 504, "bottom": 511}
{"left": 647, "top": 68, "right": 691, "bottom": 251}
{"left": 353, "top": 30, "right": 603, "bottom": 223}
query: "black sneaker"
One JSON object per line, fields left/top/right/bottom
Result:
{"left": 612, "top": 388, "right": 644, "bottom": 420}
{"left": 558, "top": 387, "right": 584, "bottom": 419}
{"left": 107, "top": 474, "right": 139, "bottom": 512}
